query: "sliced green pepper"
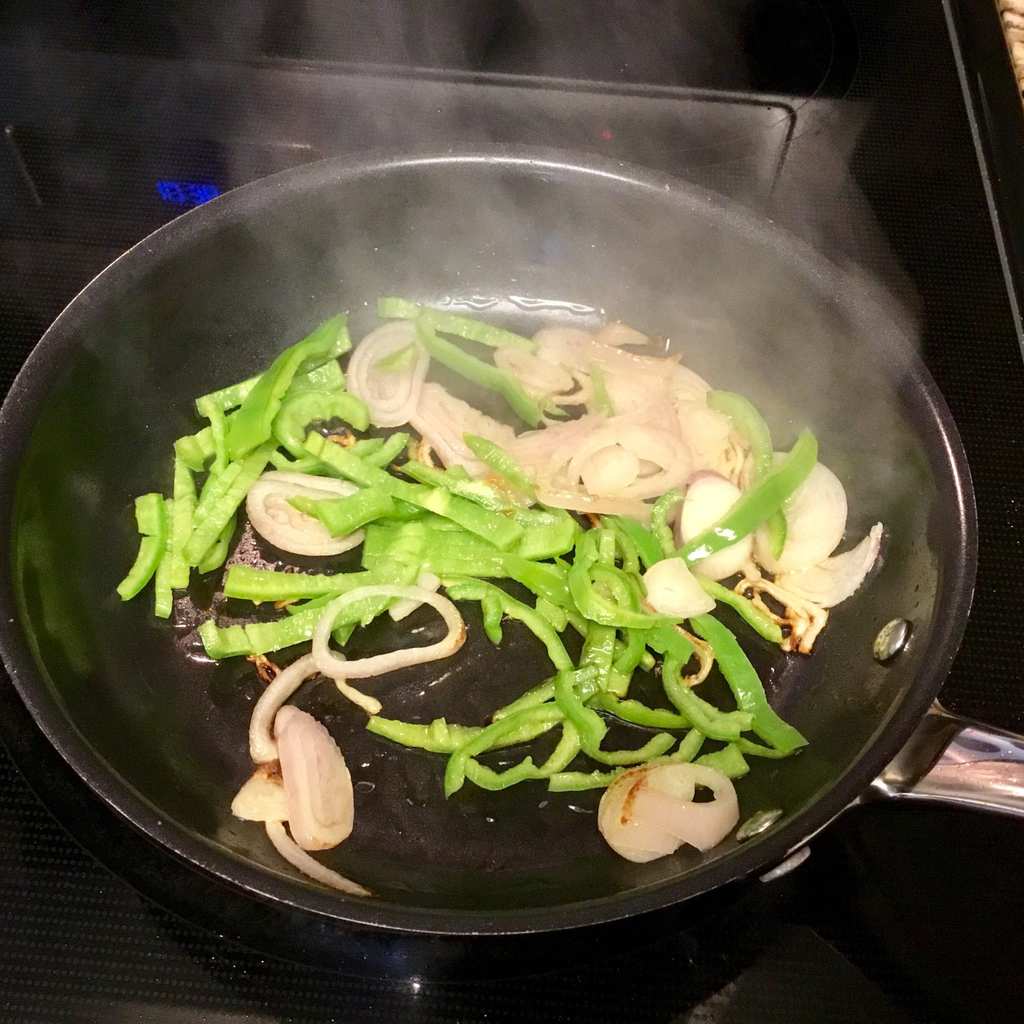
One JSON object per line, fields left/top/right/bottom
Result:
{"left": 661, "top": 650, "right": 753, "bottom": 741}
{"left": 677, "top": 429, "right": 817, "bottom": 567}
{"left": 463, "top": 433, "right": 537, "bottom": 498}
{"left": 273, "top": 389, "right": 369, "bottom": 459}
{"left": 116, "top": 493, "right": 169, "bottom": 601}
{"left": 698, "top": 579, "right": 783, "bottom": 645}
{"left": 651, "top": 488, "right": 683, "bottom": 558}
{"left": 595, "top": 694, "right": 690, "bottom": 730}
{"left": 290, "top": 488, "right": 395, "bottom": 538}
{"left": 152, "top": 497, "right": 175, "bottom": 618}
{"left": 690, "top": 613, "right": 807, "bottom": 754}
{"left": 305, "top": 433, "right": 523, "bottom": 549}
{"left": 607, "top": 516, "right": 663, "bottom": 571}
{"left": 696, "top": 743, "right": 751, "bottom": 779}
{"left": 708, "top": 389, "right": 787, "bottom": 559}
{"left": 168, "top": 457, "right": 196, "bottom": 589}
{"left": 418, "top": 307, "right": 535, "bottom": 352}
{"left": 444, "top": 578, "right": 573, "bottom": 671}
{"left": 227, "top": 315, "right": 349, "bottom": 459}
{"left": 415, "top": 320, "right": 542, "bottom": 427}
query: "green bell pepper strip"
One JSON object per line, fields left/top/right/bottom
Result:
{"left": 196, "top": 513, "right": 234, "bottom": 574}
{"left": 190, "top": 463, "right": 241, "bottom": 541}
{"left": 481, "top": 591, "right": 504, "bottom": 645}
{"left": 588, "top": 731, "right": 677, "bottom": 766}
{"left": 464, "top": 720, "right": 582, "bottom": 791}
{"left": 509, "top": 507, "right": 578, "bottom": 561}
{"left": 661, "top": 651, "right": 753, "bottom": 741}
{"left": 594, "top": 694, "right": 690, "bottom": 730}
{"left": 708, "top": 389, "right": 787, "bottom": 559}
{"left": 152, "top": 497, "right": 175, "bottom": 618}
{"left": 418, "top": 307, "right": 536, "bottom": 352}
{"left": 546, "top": 729, "right": 705, "bottom": 792}
{"left": 366, "top": 714, "right": 557, "bottom": 755}
{"left": 167, "top": 458, "right": 196, "bottom": 589}
{"left": 646, "top": 622, "right": 695, "bottom": 663}
{"left": 696, "top": 743, "right": 751, "bottom": 779}
{"left": 735, "top": 737, "right": 797, "bottom": 759}
{"left": 698, "top": 578, "right": 783, "bottom": 645}
{"left": 223, "top": 565, "right": 377, "bottom": 603}
{"left": 415, "top": 320, "right": 543, "bottom": 427}
{"left": 588, "top": 363, "right": 615, "bottom": 416}
{"left": 639, "top": 650, "right": 656, "bottom": 671}
{"left": 612, "top": 627, "right": 648, "bottom": 677}
{"left": 569, "top": 531, "right": 678, "bottom": 629}
{"left": 492, "top": 666, "right": 602, "bottom": 720}
{"left": 304, "top": 433, "right": 524, "bottom": 549}
{"left": 195, "top": 375, "right": 258, "bottom": 415}
{"left": 463, "top": 434, "right": 537, "bottom": 498}
{"left": 227, "top": 315, "right": 349, "bottom": 459}
{"left": 400, "top": 459, "right": 519, "bottom": 513}
{"left": 272, "top": 389, "right": 369, "bottom": 458}
{"left": 579, "top": 621, "right": 616, "bottom": 694}
{"left": 367, "top": 716, "right": 482, "bottom": 753}
{"left": 651, "top": 488, "right": 684, "bottom": 559}
{"left": 548, "top": 768, "right": 621, "bottom": 792}
{"left": 443, "top": 704, "right": 565, "bottom": 797}
{"left": 174, "top": 427, "right": 215, "bottom": 472}
{"left": 610, "top": 526, "right": 640, "bottom": 577}
{"left": 116, "top": 493, "right": 169, "bottom": 600}
{"left": 290, "top": 488, "right": 396, "bottom": 538}
{"left": 184, "top": 444, "right": 273, "bottom": 565}
{"left": 689, "top": 613, "right": 807, "bottom": 754}
{"left": 196, "top": 398, "right": 229, "bottom": 474}
{"left": 535, "top": 596, "right": 568, "bottom": 632}
{"left": 268, "top": 451, "right": 322, "bottom": 473}
{"left": 607, "top": 516, "right": 663, "bottom": 571}
{"left": 200, "top": 563, "right": 417, "bottom": 658}
{"left": 553, "top": 671, "right": 607, "bottom": 752}
{"left": 376, "top": 295, "right": 423, "bottom": 320}
{"left": 677, "top": 429, "right": 817, "bottom": 567}
{"left": 360, "top": 431, "right": 409, "bottom": 469}
{"left": 444, "top": 578, "right": 573, "bottom": 671}
{"left": 291, "top": 358, "right": 346, "bottom": 393}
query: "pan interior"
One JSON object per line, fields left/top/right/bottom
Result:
{"left": 9, "top": 157, "right": 951, "bottom": 913}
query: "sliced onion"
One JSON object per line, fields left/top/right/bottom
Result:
{"left": 776, "top": 523, "right": 883, "bottom": 608}
{"left": 275, "top": 706, "right": 354, "bottom": 851}
{"left": 579, "top": 445, "right": 640, "bottom": 495}
{"left": 676, "top": 400, "right": 734, "bottom": 474}
{"left": 409, "top": 382, "right": 517, "bottom": 476}
{"left": 562, "top": 420, "right": 690, "bottom": 501}
{"left": 388, "top": 571, "right": 442, "bottom": 622}
{"left": 642, "top": 558, "right": 715, "bottom": 618}
{"left": 755, "top": 461, "right": 847, "bottom": 573}
{"left": 593, "top": 321, "right": 650, "bottom": 348}
{"left": 312, "top": 585, "right": 466, "bottom": 682}
{"left": 347, "top": 320, "right": 428, "bottom": 427}
{"left": 265, "top": 820, "right": 371, "bottom": 897}
{"left": 494, "top": 347, "right": 577, "bottom": 400}
{"left": 598, "top": 762, "right": 739, "bottom": 863}
{"left": 536, "top": 485, "right": 652, "bottom": 521}
{"left": 678, "top": 472, "right": 754, "bottom": 580}
{"left": 249, "top": 652, "right": 319, "bottom": 763}
{"left": 246, "top": 471, "right": 362, "bottom": 556}
{"left": 231, "top": 764, "right": 288, "bottom": 822}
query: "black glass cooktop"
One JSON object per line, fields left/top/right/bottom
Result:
{"left": 2, "top": 1, "right": 1023, "bottom": 1021}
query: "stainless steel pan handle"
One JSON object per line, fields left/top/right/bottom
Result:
{"left": 869, "top": 702, "right": 1024, "bottom": 817}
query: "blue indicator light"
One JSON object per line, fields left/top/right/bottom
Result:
{"left": 156, "top": 180, "right": 221, "bottom": 207}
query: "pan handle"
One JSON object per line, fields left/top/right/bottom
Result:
{"left": 868, "top": 702, "right": 1024, "bottom": 817}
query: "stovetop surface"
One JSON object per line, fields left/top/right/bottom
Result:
{"left": 1, "top": 2, "right": 1023, "bottom": 1021}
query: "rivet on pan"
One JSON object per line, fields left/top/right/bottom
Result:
{"left": 736, "top": 808, "right": 783, "bottom": 841}
{"left": 873, "top": 618, "right": 912, "bottom": 663}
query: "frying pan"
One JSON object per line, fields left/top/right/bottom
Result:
{"left": 1, "top": 149, "right": 1021, "bottom": 961}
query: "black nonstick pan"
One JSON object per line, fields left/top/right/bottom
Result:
{"left": 0, "top": 149, "right": 1019, "bottom": 963}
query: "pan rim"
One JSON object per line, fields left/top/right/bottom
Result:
{"left": 0, "top": 144, "right": 978, "bottom": 937}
